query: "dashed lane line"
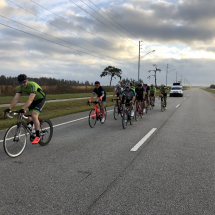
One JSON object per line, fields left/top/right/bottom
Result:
{"left": 130, "top": 128, "right": 157, "bottom": 152}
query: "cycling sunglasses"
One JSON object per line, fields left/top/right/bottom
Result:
{"left": 19, "top": 80, "right": 27, "bottom": 85}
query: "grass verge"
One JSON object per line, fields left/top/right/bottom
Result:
{"left": 0, "top": 92, "right": 112, "bottom": 104}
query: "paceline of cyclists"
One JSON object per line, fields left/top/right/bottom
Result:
{"left": 3, "top": 74, "right": 168, "bottom": 144}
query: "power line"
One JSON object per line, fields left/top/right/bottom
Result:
{"left": 69, "top": 0, "right": 138, "bottom": 47}
{"left": 78, "top": 0, "right": 138, "bottom": 46}
{"left": 0, "top": 22, "right": 119, "bottom": 62}
{"left": 88, "top": 0, "right": 140, "bottom": 41}
{"left": 29, "top": 0, "right": 137, "bottom": 56}
{"left": 0, "top": 14, "right": 122, "bottom": 62}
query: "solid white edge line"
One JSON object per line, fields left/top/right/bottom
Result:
{"left": 130, "top": 128, "right": 157, "bottom": 152}
{"left": 176, "top": 104, "right": 180, "bottom": 108}
{"left": 0, "top": 110, "right": 114, "bottom": 142}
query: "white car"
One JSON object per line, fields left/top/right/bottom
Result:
{"left": 169, "top": 86, "right": 183, "bottom": 97}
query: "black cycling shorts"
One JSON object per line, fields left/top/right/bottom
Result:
{"left": 27, "top": 97, "right": 46, "bottom": 114}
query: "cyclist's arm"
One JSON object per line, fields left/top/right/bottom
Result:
{"left": 90, "top": 93, "right": 95, "bottom": 101}
{"left": 22, "top": 93, "right": 36, "bottom": 111}
{"left": 112, "top": 91, "right": 116, "bottom": 99}
{"left": 9, "top": 93, "right": 21, "bottom": 110}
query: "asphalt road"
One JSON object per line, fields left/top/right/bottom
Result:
{"left": 1, "top": 89, "right": 215, "bottom": 215}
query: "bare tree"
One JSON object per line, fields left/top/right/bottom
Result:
{"left": 147, "top": 64, "right": 161, "bottom": 87}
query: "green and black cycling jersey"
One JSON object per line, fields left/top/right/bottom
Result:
{"left": 17, "top": 81, "right": 46, "bottom": 100}
{"left": 160, "top": 87, "right": 167, "bottom": 94}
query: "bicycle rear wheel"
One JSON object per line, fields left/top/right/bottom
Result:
{"left": 3, "top": 124, "right": 27, "bottom": 158}
{"left": 122, "top": 111, "right": 128, "bottom": 129}
{"left": 113, "top": 105, "right": 119, "bottom": 120}
{"left": 135, "top": 106, "right": 140, "bottom": 121}
{"left": 39, "top": 118, "right": 53, "bottom": 146}
{"left": 89, "top": 109, "right": 97, "bottom": 128}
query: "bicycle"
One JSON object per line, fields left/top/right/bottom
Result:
{"left": 135, "top": 100, "right": 143, "bottom": 121}
{"left": 88, "top": 101, "right": 107, "bottom": 128}
{"left": 122, "top": 102, "right": 134, "bottom": 129}
{"left": 160, "top": 96, "right": 166, "bottom": 112}
{"left": 3, "top": 110, "right": 53, "bottom": 158}
{"left": 149, "top": 96, "right": 154, "bottom": 110}
{"left": 113, "top": 98, "right": 123, "bottom": 120}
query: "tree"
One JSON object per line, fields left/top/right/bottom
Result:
{"left": 147, "top": 64, "right": 161, "bottom": 87}
{"left": 100, "top": 66, "right": 122, "bottom": 86}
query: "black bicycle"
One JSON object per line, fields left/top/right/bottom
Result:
{"left": 122, "top": 102, "right": 134, "bottom": 129}
{"left": 88, "top": 101, "right": 107, "bottom": 128}
{"left": 149, "top": 96, "right": 154, "bottom": 110}
{"left": 160, "top": 96, "right": 166, "bottom": 112}
{"left": 4, "top": 110, "right": 53, "bottom": 158}
{"left": 113, "top": 99, "right": 123, "bottom": 120}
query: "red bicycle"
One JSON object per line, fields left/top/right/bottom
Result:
{"left": 135, "top": 100, "right": 143, "bottom": 121}
{"left": 88, "top": 101, "right": 107, "bottom": 128}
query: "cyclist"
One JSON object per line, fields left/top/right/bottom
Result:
{"left": 112, "top": 83, "right": 124, "bottom": 116}
{"left": 121, "top": 83, "right": 136, "bottom": 117}
{"left": 3, "top": 74, "right": 46, "bottom": 144}
{"left": 89, "top": 81, "right": 106, "bottom": 123}
{"left": 144, "top": 83, "right": 150, "bottom": 110}
{"left": 135, "top": 83, "right": 146, "bottom": 114}
{"left": 150, "top": 84, "right": 156, "bottom": 106}
{"left": 130, "top": 82, "right": 135, "bottom": 91}
{"left": 159, "top": 84, "right": 167, "bottom": 109}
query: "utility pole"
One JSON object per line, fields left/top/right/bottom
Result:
{"left": 166, "top": 64, "right": 168, "bottom": 87}
{"left": 138, "top": 41, "right": 141, "bottom": 82}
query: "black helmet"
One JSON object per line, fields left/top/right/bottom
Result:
{"left": 130, "top": 83, "right": 133, "bottom": 86}
{"left": 95, "top": 81, "right": 100, "bottom": 85}
{"left": 138, "top": 83, "right": 142, "bottom": 87}
{"left": 18, "top": 74, "right": 27, "bottom": 82}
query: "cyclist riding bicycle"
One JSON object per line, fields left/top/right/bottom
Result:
{"left": 144, "top": 83, "right": 150, "bottom": 109}
{"left": 112, "top": 83, "right": 124, "bottom": 115}
{"left": 150, "top": 84, "right": 156, "bottom": 106}
{"left": 89, "top": 81, "right": 106, "bottom": 123}
{"left": 3, "top": 74, "right": 46, "bottom": 144}
{"left": 135, "top": 83, "right": 146, "bottom": 114}
{"left": 121, "top": 83, "right": 135, "bottom": 117}
{"left": 159, "top": 84, "right": 167, "bottom": 109}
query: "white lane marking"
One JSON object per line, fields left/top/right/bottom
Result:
{"left": 0, "top": 110, "right": 114, "bottom": 142}
{"left": 176, "top": 104, "right": 180, "bottom": 108}
{"left": 130, "top": 128, "right": 157, "bottom": 152}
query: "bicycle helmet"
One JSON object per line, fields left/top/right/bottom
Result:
{"left": 151, "top": 84, "right": 154, "bottom": 87}
{"left": 125, "top": 83, "right": 129, "bottom": 88}
{"left": 137, "top": 83, "right": 142, "bottom": 87}
{"left": 116, "top": 83, "right": 121, "bottom": 87}
{"left": 130, "top": 83, "right": 133, "bottom": 86}
{"left": 144, "top": 83, "right": 147, "bottom": 86}
{"left": 18, "top": 74, "right": 27, "bottom": 82}
{"left": 95, "top": 81, "right": 100, "bottom": 85}
{"left": 161, "top": 84, "right": 164, "bottom": 87}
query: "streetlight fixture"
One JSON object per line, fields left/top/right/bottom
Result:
{"left": 138, "top": 46, "right": 155, "bottom": 82}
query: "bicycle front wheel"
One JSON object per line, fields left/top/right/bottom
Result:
{"left": 39, "top": 118, "right": 53, "bottom": 146}
{"left": 161, "top": 102, "right": 164, "bottom": 112}
{"left": 89, "top": 109, "right": 97, "bottom": 128}
{"left": 113, "top": 105, "right": 119, "bottom": 120}
{"left": 3, "top": 124, "right": 27, "bottom": 158}
{"left": 122, "top": 111, "right": 128, "bottom": 129}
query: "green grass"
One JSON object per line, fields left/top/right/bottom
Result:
{"left": 0, "top": 97, "right": 114, "bottom": 130}
{"left": 0, "top": 92, "right": 112, "bottom": 104}
{"left": 201, "top": 88, "right": 215, "bottom": 93}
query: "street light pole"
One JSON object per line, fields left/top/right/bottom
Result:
{"left": 138, "top": 41, "right": 141, "bottom": 82}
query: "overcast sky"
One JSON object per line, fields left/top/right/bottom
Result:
{"left": 1, "top": 0, "right": 215, "bottom": 86}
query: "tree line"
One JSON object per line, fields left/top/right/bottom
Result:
{"left": 0, "top": 75, "right": 94, "bottom": 86}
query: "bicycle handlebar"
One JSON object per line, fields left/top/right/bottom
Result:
{"left": 87, "top": 101, "right": 100, "bottom": 106}
{"left": 6, "top": 111, "right": 29, "bottom": 119}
